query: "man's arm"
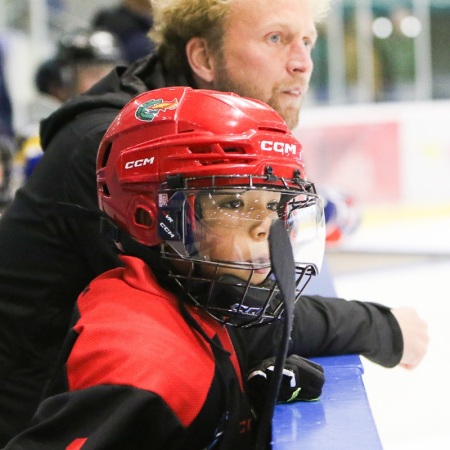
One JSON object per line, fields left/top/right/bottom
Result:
{"left": 291, "top": 295, "right": 404, "bottom": 367}
{"left": 240, "top": 295, "right": 428, "bottom": 369}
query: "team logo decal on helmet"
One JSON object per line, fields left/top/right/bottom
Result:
{"left": 135, "top": 98, "right": 179, "bottom": 122}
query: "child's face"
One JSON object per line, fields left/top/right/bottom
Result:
{"left": 196, "top": 189, "right": 281, "bottom": 285}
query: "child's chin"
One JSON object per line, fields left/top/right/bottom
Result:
{"left": 249, "top": 271, "right": 270, "bottom": 286}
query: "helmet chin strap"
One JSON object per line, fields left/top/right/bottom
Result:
{"left": 255, "top": 219, "right": 296, "bottom": 449}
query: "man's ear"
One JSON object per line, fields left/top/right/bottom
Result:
{"left": 186, "top": 37, "right": 215, "bottom": 87}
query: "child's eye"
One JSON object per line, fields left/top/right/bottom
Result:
{"left": 267, "top": 201, "right": 279, "bottom": 212}
{"left": 221, "top": 199, "right": 244, "bottom": 209}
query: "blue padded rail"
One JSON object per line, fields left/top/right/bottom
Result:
{"left": 272, "top": 354, "right": 382, "bottom": 450}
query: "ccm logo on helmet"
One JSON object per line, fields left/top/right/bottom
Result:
{"left": 124, "top": 157, "right": 155, "bottom": 169}
{"left": 261, "top": 140, "right": 297, "bottom": 155}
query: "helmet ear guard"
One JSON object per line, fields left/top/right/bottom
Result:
{"left": 127, "top": 195, "right": 159, "bottom": 246}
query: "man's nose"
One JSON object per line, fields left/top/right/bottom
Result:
{"left": 286, "top": 39, "right": 313, "bottom": 74}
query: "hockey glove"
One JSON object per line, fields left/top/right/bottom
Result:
{"left": 247, "top": 354, "right": 325, "bottom": 415}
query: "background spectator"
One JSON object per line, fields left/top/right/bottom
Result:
{"left": 14, "top": 27, "right": 124, "bottom": 186}
{"left": 92, "top": 0, "right": 154, "bottom": 63}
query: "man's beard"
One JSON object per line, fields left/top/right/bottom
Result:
{"left": 267, "top": 93, "right": 303, "bottom": 130}
{"left": 213, "top": 55, "right": 303, "bottom": 130}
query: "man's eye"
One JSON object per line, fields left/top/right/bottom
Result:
{"left": 267, "top": 201, "right": 279, "bottom": 212}
{"left": 304, "top": 38, "right": 315, "bottom": 50}
{"left": 268, "top": 34, "right": 281, "bottom": 44}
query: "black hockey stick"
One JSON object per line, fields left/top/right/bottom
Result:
{"left": 255, "top": 219, "right": 296, "bottom": 449}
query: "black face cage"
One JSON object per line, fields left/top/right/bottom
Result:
{"left": 163, "top": 252, "right": 317, "bottom": 327}
{"left": 159, "top": 171, "right": 321, "bottom": 328}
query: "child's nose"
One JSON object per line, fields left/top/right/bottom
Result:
{"left": 249, "top": 214, "right": 272, "bottom": 241}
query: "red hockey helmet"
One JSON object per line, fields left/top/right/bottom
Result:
{"left": 97, "top": 87, "right": 325, "bottom": 326}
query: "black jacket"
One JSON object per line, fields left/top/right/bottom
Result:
{"left": 0, "top": 54, "right": 402, "bottom": 445}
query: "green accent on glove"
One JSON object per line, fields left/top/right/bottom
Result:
{"left": 286, "top": 387, "right": 302, "bottom": 403}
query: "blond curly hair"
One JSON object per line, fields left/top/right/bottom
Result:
{"left": 150, "top": 0, "right": 332, "bottom": 74}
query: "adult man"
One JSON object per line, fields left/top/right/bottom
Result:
{"left": 0, "top": 0, "right": 428, "bottom": 444}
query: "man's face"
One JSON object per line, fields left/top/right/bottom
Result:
{"left": 196, "top": 189, "right": 281, "bottom": 285}
{"left": 211, "top": 0, "right": 317, "bottom": 129}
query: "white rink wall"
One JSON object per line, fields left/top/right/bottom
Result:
{"left": 295, "top": 100, "right": 450, "bottom": 208}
